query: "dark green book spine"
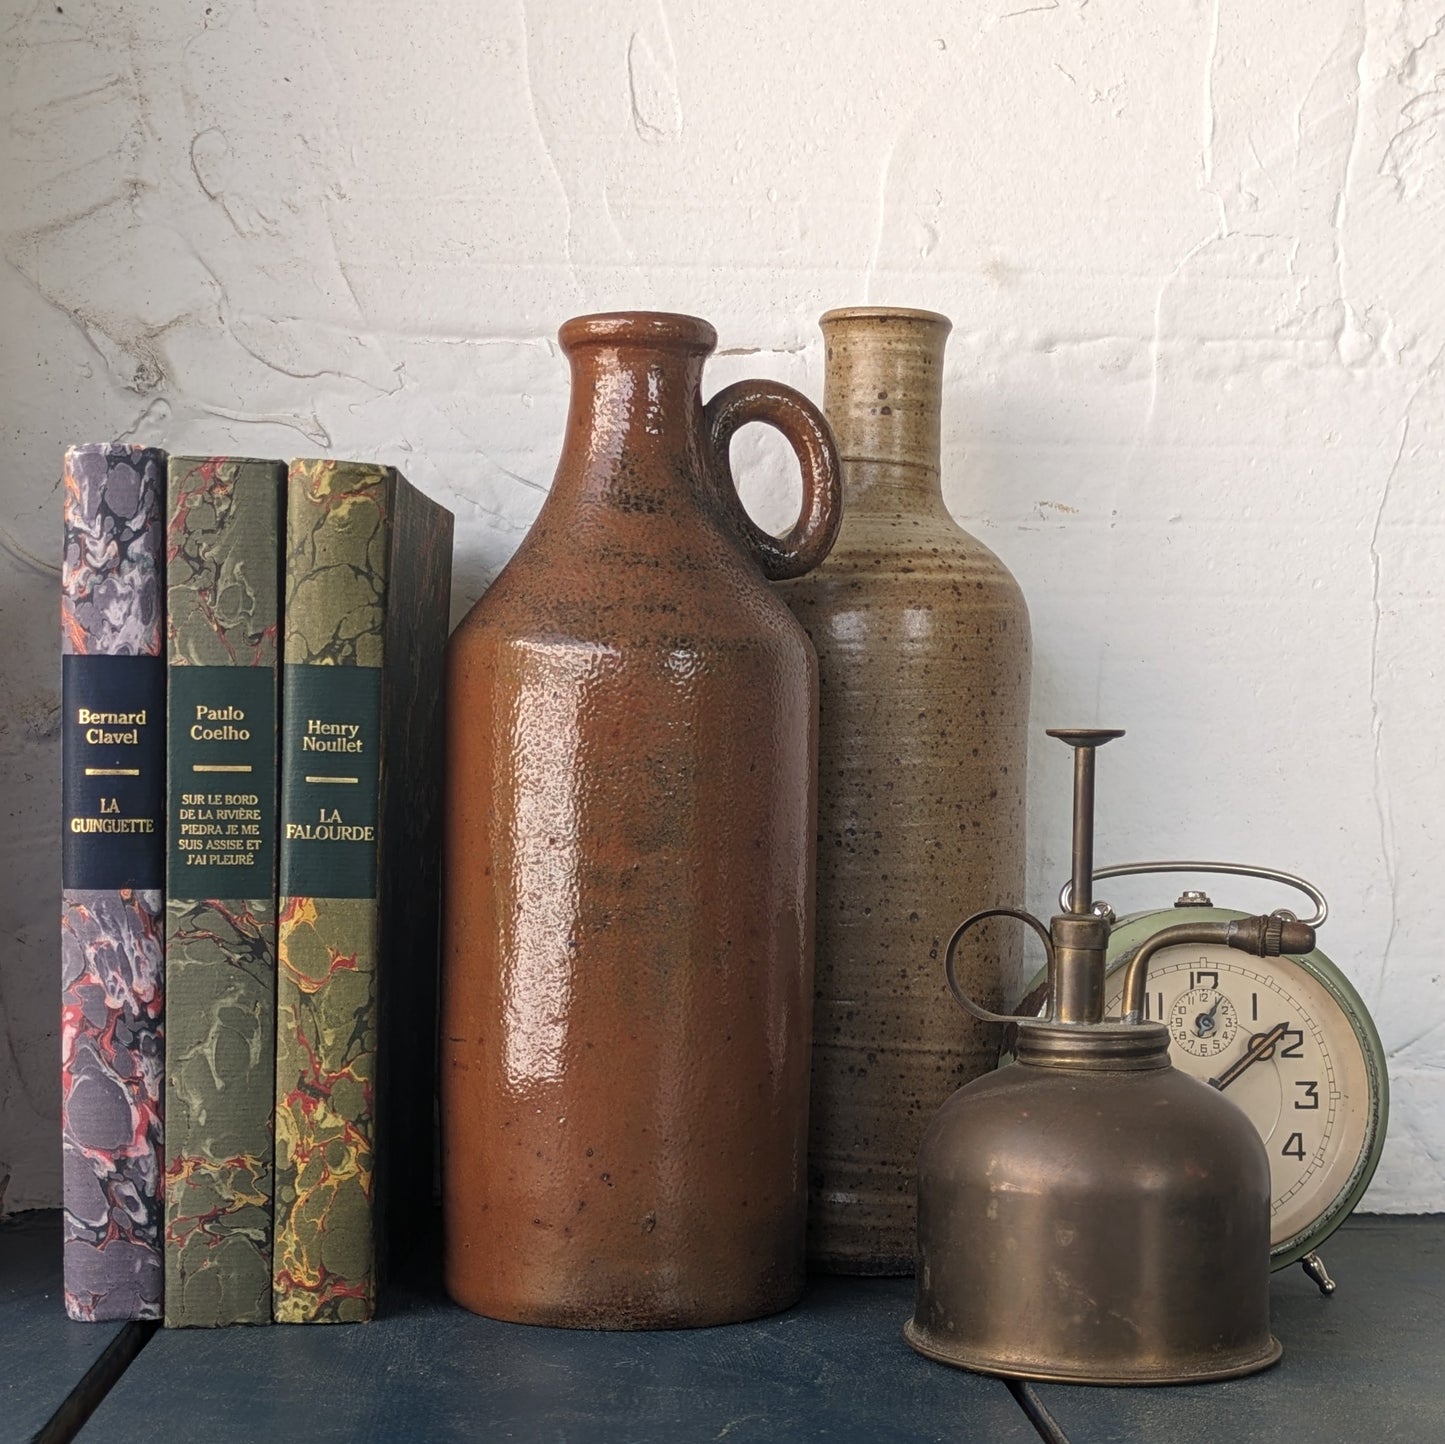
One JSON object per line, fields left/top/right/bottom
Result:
{"left": 163, "top": 456, "right": 284, "bottom": 1327}
{"left": 273, "top": 459, "right": 452, "bottom": 1323}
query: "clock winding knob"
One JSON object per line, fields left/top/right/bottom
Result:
{"left": 1225, "top": 913, "right": 1317, "bottom": 958}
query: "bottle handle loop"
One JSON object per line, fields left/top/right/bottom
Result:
{"left": 705, "top": 380, "right": 843, "bottom": 581}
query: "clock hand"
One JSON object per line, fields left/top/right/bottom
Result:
{"left": 1208, "top": 1021, "right": 1289, "bottom": 1092}
{"left": 1195, "top": 994, "right": 1223, "bottom": 1038}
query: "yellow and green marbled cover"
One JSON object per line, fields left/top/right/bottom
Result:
{"left": 273, "top": 459, "right": 452, "bottom": 1323}
{"left": 163, "top": 456, "right": 284, "bottom": 1327}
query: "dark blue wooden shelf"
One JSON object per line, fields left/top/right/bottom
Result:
{"left": 76, "top": 1266, "right": 1031, "bottom": 1443}
{"left": 1, "top": 1211, "right": 152, "bottom": 1444}
{"left": 7, "top": 1213, "right": 1439, "bottom": 1442}
{"left": 1026, "top": 1216, "right": 1445, "bottom": 1444}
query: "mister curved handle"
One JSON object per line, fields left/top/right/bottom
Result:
{"left": 705, "top": 379, "right": 843, "bottom": 580}
{"left": 945, "top": 907, "right": 1057, "bottom": 1026}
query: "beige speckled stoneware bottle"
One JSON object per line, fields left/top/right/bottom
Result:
{"left": 776, "top": 307, "right": 1032, "bottom": 1274}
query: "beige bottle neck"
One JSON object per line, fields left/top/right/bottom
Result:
{"left": 821, "top": 307, "right": 951, "bottom": 518}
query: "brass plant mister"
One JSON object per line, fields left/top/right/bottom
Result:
{"left": 906, "top": 729, "right": 1317, "bottom": 1385}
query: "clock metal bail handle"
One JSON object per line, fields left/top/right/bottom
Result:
{"left": 1058, "top": 860, "right": 1328, "bottom": 930}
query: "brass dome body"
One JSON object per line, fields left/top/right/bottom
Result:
{"left": 907, "top": 731, "right": 1311, "bottom": 1385}
{"left": 908, "top": 1019, "right": 1278, "bottom": 1384}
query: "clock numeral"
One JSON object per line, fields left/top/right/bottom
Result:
{"left": 1191, "top": 970, "right": 1218, "bottom": 991}
{"left": 1140, "top": 990, "right": 1164, "bottom": 1021}
{"left": 1280, "top": 1028, "right": 1305, "bottom": 1059}
{"left": 1282, "top": 1132, "right": 1307, "bottom": 1160}
{"left": 1251, "top": 992, "right": 1259, "bottom": 1021}
{"left": 1294, "top": 1081, "right": 1320, "bottom": 1110}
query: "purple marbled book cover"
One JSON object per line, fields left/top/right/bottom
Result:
{"left": 61, "top": 443, "right": 166, "bottom": 1321}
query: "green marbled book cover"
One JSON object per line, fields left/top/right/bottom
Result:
{"left": 273, "top": 459, "right": 453, "bottom": 1324}
{"left": 163, "top": 455, "right": 285, "bottom": 1327}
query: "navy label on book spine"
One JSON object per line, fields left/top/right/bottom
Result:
{"left": 280, "top": 664, "right": 381, "bottom": 899}
{"left": 62, "top": 653, "right": 166, "bottom": 889}
{"left": 168, "top": 665, "right": 277, "bottom": 895}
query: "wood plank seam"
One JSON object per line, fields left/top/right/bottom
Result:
{"left": 30, "top": 1321, "right": 157, "bottom": 1444}
{"left": 1009, "top": 1380, "right": 1073, "bottom": 1444}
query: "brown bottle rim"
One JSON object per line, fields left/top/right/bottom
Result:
{"left": 559, "top": 311, "right": 718, "bottom": 353}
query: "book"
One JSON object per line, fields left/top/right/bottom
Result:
{"left": 272, "top": 459, "right": 453, "bottom": 1323}
{"left": 162, "top": 456, "right": 285, "bottom": 1326}
{"left": 60, "top": 443, "right": 167, "bottom": 1322}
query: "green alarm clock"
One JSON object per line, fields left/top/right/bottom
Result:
{"left": 1013, "top": 862, "right": 1389, "bottom": 1294}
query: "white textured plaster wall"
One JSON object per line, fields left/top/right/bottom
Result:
{"left": 0, "top": 0, "right": 1441, "bottom": 1214}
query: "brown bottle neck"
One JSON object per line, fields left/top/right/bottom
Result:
{"left": 549, "top": 338, "right": 712, "bottom": 513}
{"left": 822, "top": 307, "right": 950, "bottom": 517}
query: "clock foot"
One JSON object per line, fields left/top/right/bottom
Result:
{"left": 1301, "top": 1251, "right": 1337, "bottom": 1295}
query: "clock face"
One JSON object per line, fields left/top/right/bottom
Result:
{"left": 1103, "top": 938, "right": 1384, "bottom": 1261}
{"left": 1167, "top": 986, "right": 1239, "bottom": 1058}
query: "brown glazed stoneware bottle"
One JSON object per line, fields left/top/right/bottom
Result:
{"left": 442, "top": 311, "right": 843, "bottom": 1329}
{"left": 775, "top": 307, "right": 1031, "bottom": 1274}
